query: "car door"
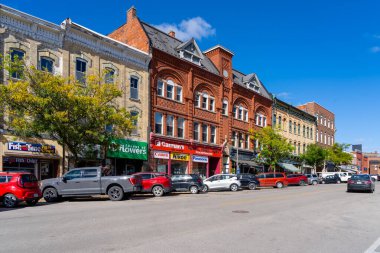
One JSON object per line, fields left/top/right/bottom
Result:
{"left": 257, "top": 174, "right": 266, "bottom": 186}
{"left": 140, "top": 173, "right": 153, "bottom": 192}
{"left": 208, "top": 175, "right": 221, "bottom": 189}
{"left": 219, "top": 175, "right": 231, "bottom": 189}
{"left": 287, "top": 175, "right": 295, "bottom": 184}
{"left": 79, "top": 169, "right": 101, "bottom": 194}
{"left": 171, "top": 175, "right": 181, "bottom": 191}
{"left": 60, "top": 170, "right": 83, "bottom": 195}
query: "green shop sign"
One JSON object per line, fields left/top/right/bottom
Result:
{"left": 107, "top": 139, "right": 148, "bottom": 160}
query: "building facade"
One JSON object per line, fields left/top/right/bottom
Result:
{"left": 273, "top": 98, "right": 316, "bottom": 156}
{"left": 109, "top": 7, "right": 272, "bottom": 177}
{"left": 297, "top": 102, "right": 335, "bottom": 148}
{"left": 0, "top": 5, "right": 151, "bottom": 178}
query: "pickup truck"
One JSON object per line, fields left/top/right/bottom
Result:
{"left": 41, "top": 167, "right": 142, "bottom": 202}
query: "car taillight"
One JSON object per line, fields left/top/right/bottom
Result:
{"left": 129, "top": 176, "right": 137, "bottom": 185}
{"left": 348, "top": 180, "right": 353, "bottom": 184}
{"left": 365, "top": 180, "right": 372, "bottom": 185}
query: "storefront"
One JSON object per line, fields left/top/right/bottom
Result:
{"left": 107, "top": 139, "right": 148, "bottom": 175}
{"left": 1, "top": 140, "right": 61, "bottom": 180}
{"left": 229, "top": 147, "right": 263, "bottom": 175}
{"left": 150, "top": 136, "right": 222, "bottom": 179}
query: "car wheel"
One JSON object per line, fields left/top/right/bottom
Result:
{"left": 312, "top": 180, "right": 318, "bottom": 186}
{"left": 43, "top": 187, "right": 59, "bottom": 202}
{"left": 248, "top": 182, "right": 257, "bottom": 190}
{"left": 2, "top": 193, "right": 17, "bottom": 208}
{"left": 299, "top": 180, "right": 306, "bottom": 186}
{"left": 108, "top": 186, "right": 124, "bottom": 201}
{"left": 190, "top": 186, "right": 199, "bottom": 194}
{"left": 322, "top": 180, "right": 326, "bottom": 184}
{"left": 276, "top": 182, "right": 284, "bottom": 189}
{"left": 337, "top": 180, "right": 341, "bottom": 184}
{"left": 152, "top": 186, "right": 164, "bottom": 197}
{"left": 202, "top": 185, "right": 209, "bottom": 193}
{"left": 347, "top": 189, "right": 351, "bottom": 193}
{"left": 230, "top": 184, "right": 238, "bottom": 192}
{"left": 26, "top": 199, "right": 38, "bottom": 206}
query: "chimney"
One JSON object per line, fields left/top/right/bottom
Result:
{"left": 168, "top": 31, "right": 176, "bottom": 38}
{"left": 127, "top": 6, "right": 137, "bottom": 23}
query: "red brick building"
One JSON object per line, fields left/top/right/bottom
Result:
{"left": 297, "top": 102, "right": 335, "bottom": 148}
{"left": 109, "top": 7, "right": 272, "bottom": 177}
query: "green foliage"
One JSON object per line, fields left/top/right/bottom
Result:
{"left": 0, "top": 55, "right": 135, "bottom": 163}
{"left": 300, "top": 144, "right": 327, "bottom": 169}
{"left": 250, "top": 126, "right": 293, "bottom": 171}
{"left": 326, "top": 143, "right": 352, "bottom": 166}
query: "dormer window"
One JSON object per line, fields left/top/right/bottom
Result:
{"left": 247, "top": 81, "right": 260, "bottom": 92}
{"left": 177, "top": 39, "right": 203, "bottom": 65}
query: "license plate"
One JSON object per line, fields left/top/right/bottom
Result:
{"left": 33, "top": 193, "right": 39, "bottom": 197}
{"left": 357, "top": 182, "right": 362, "bottom": 184}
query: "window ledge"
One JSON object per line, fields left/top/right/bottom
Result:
{"left": 129, "top": 98, "right": 141, "bottom": 103}
{"left": 196, "top": 107, "right": 216, "bottom": 114}
{"left": 157, "top": 95, "right": 184, "bottom": 104}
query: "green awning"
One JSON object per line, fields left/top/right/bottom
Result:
{"left": 278, "top": 162, "right": 300, "bottom": 172}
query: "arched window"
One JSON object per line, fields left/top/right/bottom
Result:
{"left": 40, "top": 56, "right": 54, "bottom": 73}
{"left": 195, "top": 91, "right": 215, "bottom": 112}
{"left": 234, "top": 104, "right": 248, "bottom": 121}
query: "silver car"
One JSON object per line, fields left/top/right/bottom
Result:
{"left": 203, "top": 174, "right": 241, "bottom": 192}
{"left": 305, "top": 174, "right": 319, "bottom": 185}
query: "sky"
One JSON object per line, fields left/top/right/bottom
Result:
{"left": 2, "top": 0, "right": 380, "bottom": 152}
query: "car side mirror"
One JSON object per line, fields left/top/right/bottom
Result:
{"left": 62, "top": 177, "right": 67, "bottom": 183}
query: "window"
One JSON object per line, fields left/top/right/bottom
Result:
{"left": 76, "top": 58, "right": 87, "bottom": 84}
{"left": 238, "top": 107, "right": 243, "bottom": 120}
{"left": 328, "top": 135, "right": 330, "bottom": 145}
{"left": 298, "top": 143, "right": 301, "bottom": 154}
{"left": 65, "top": 170, "right": 82, "bottom": 180}
{"left": 176, "top": 86, "right": 182, "bottom": 102}
{"left": 320, "top": 132, "right": 323, "bottom": 143}
{"left": 157, "top": 80, "right": 164, "bottom": 96}
{"left": 328, "top": 120, "right": 330, "bottom": 128}
{"left": 177, "top": 118, "right": 185, "bottom": 138}
{"left": 310, "top": 128, "right": 313, "bottom": 140}
{"left": 202, "top": 95, "right": 208, "bottom": 109}
{"left": 316, "top": 130, "right": 319, "bottom": 142}
{"left": 244, "top": 111, "right": 248, "bottom": 122}
{"left": 320, "top": 116, "right": 323, "bottom": 124}
{"left": 40, "top": 57, "right": 54, "bottom": 73}
{"left": 331, "top": 136, "right": 334, "bottom": 145}
{"left": 331, "top": 122, "right": 334, "bottom": 130}
{"left": 273, "top": 114, "right": 277, "bottom": 126}
{"left": 239, "top": 133, "right": 244, "bottom": 148}
{"left": 193, "top": 122, "right": 199, "bottom": 141}
{"left": 166, "top": 115, "right": 174, "bottom": 136}
{"left": 10, "top": 49, "right": 25, "bottom": 79}
{"left": 233, "top": 106, "right": 237, "bottom": 118}
{"left": 130, "top": 77, "right": 139, "bottom": 99}
{"left": 131, "top": 111, "right": 139, "bottom": 135}
{"left": 195, "top": 93, "right": 200, "bottom": 107}
{"left": 294, "top": 142, "right": 297, "bottom": 154}
{"left": 210, "top": 126, "right": 216, "bottom": 144}
{"left": 105, "top": 68, "right": 115, "bottom": 84}
{"left": 232, "top": 131, "right": 237, "bottom": 147}
{"left": 82, "top": 169, "right": 98, "bottom": 178}
{"left": 293, "top": 122, "right": 297, "bottom": 134}
{"left": 324, "top": 118, "right": 327, "bottom": 126}
{"left": 154, "top": 112, "right": 163, "bottom": 134}
{"left": 289, "top": 121, "right": 292, "bottom": 133}
{"left": 255, "top": 114, "right": 267, "bottom": 127}
{"left": 222, "top": 99, "right": 228, "bottom": 115}
{"left": 202, "top": 124, "right": 208, "bottom": 142}
{"left": 245, "top": 135, "right": 249, "bottom": 149}
{"left": 209, "top": 98, "right": 215, "bottom": 111}
{"left": 278, "top": 116, "right": 282, "bottom": 129}
{"left": 303, "top": 125, "right": 305, "bottom": 137}
{"left": 298, "top": 124, "right": 300, "bottom": 135}
{"left": 166, "top": 81, "right": 174, "bottom": 99}
{"left": 324, "top": 133, "right": 327, "bottom": 144}
{"left": 303, "top": 144, "right": 306, "bottom": 153}
{"left": 306, "top": 127, "right": 309, "bottom": 138}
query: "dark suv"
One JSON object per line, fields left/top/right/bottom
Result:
{"left": 237, "top": 174, "right": 260, "bottom": 190}
{"left": 171, "top": 174, "right": 204, "bottom": 194}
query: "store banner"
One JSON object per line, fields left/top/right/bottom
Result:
{"left": 107, "top": 139, "right": 148, "bottom": 160}
{"left": 153, "top": 151, "right": 170, "bottom": 159}
{"left": 8, "top": 142, "right": 56, "bottom": 154}
{"left": 171, "top": 153, "right": 189, "bottom": 161}
{"left": 192, "top": 155, "right": 208, "bottom": 163}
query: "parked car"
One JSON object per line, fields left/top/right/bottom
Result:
{"left": 370, "top": 174, "right": 379, "bottom": 182}
{"left": 257, "top": 173, "right": 288, "bottom": 188}
{"left": 0, "top": 172, "right": 41, "bottom": 208}
{"left": 320, "top": 172, "right": 353, "bottom": 182}
{"left": 320, "top": 174, "right": 341, "bottom": 184}
{"left": 305, "top": 174, "right": 319, "bottom": 185}
{"left": 41, "top": 167, "right": 142, "bottom": 202}
{"left": 347, "top": 174, "right": 375, "bottom": 193}
{"left": 203, "top": 174, "right": 241, "bottom": 192}
{"left": 287, "top": 174, "right": 308, "bottom": 186}
{"left": 171, "top": 174, "right": 204, "bottom": 194}
{"left": 236, "top": 174, "right": 260, "bottom": 190}
{"left": 134, "top": 172, "right": 172, "bottom": 197}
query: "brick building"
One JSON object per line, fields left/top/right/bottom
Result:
{"left": 0, "top": 5, "right": 151, "bottom": 178}
{"left": 297, "top": 102, "right": 335, "bottom": 148}
{"left": 109, "top": 7, "right": 272, "bottom": 177}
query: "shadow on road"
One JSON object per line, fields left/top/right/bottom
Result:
{"left": 0, "top": 201, "right": 60, "bottom": 213}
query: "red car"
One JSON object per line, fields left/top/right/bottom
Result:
{"left": 0, "top": 172, "right": 42, "bottom": 208}
{"left": 133, "top": 172, "right": 172, "bottom": 197}
{"left": 286, "top": 174, "right": 308, "bottom": 186}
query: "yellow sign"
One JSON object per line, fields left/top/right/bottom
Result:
{"left": 171, "top": 153, "right": 189, "bottom": 161}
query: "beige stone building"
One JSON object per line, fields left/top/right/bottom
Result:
{"left": 0, "top": 5, "right": 151, "bottom": 179}
{"left": 272, "top": 98, "right": 317, "bottom": 156}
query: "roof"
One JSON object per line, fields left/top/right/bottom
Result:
{"left": 274, "top": 98, "right": 317, "bottom": 121}
{"left": 232, "top": 69, "right": 272, "bottom": 100}
{"left": 297, "top": 101, "right": 335, "bottom": 115}
{"left": 203, "top": 44, "right": 234, "bottom": 56}
{"left": 140, "top": 22, "right": 220, "bottom": 75}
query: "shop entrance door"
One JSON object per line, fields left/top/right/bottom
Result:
{"left": 208, "top": 157, "right": 220, "bottom": 176}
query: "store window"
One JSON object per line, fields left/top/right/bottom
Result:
{"left": 192, "top": 163, "right": 207, "bottom": 179}
{"left": 171, "top": 160, "right": 188, "bottom": 175}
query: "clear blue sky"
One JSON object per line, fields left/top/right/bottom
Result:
{"left": 2, "top": 0, "right": 379, "bottom": 152}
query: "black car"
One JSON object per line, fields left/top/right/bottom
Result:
{"left": 321, "top": 174, "right": 341, "bottom": 184}
{"left": 171, "top": 174, "right": 204, "bottom": 194}
{"left": 237, "top": 174, "right": 260, "bottom": 190}
{"left": 347, "top": 174, "right": 375, "bottom": 193}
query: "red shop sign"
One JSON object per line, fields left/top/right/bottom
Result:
{"left": 150, "top": 136, "right": 222, "bottom": 157}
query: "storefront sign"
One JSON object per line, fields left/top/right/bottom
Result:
{"left": 8, "top": 142, "right": 56, "bottom": 154}
{"left": 192, "top": 155, "right": 208, "bottom": 163}
{"left": 153, "top": 151, "right": 170, "bottom": 159}
{"left": 107, "top": 139, "right": 148, "bottom": 160}
{"left": 171, "top": 153, "right": 189, "bottom": 161}
{"left": 3, "top": 157, "right": 38, "bottom": 164}
{"left": 151, "top": 137, "right": 222, "bottom": 157}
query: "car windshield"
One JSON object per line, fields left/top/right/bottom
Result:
{"left": 351, "top": 175, "right": 370, "bottom": 180}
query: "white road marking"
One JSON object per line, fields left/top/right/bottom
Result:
{"left": 364, "top": 237, "right": 380, "bottom": 253}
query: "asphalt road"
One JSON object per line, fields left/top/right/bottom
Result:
{"left": 1, "top": 183, "right": 380, "bottom": 253}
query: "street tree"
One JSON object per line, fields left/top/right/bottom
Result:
{"left": 300, "top": 144, "right": 328, "bottom": 173}
{"left": 0, "top": 55, "right": 135, "bottom": 165}
{"left": 250, "top": 126, "right": 293, "bottom": 172}
{"left": 326, "top": 143, "right": 353, "bottom": 167}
